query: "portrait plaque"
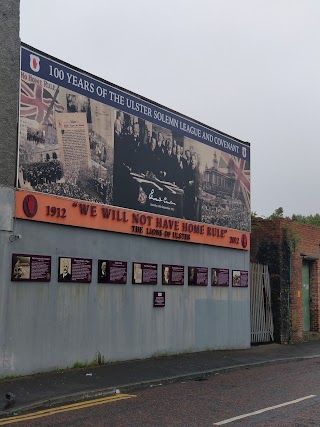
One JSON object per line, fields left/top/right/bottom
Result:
{"left": 211, "top": 268, "right": 229, "bottom": 287}
{"left": 98, "top": 260, "right": 127, "bottom": 284}
{"left": 162, "top": 264, "right": 184, "bottom": 285}
{"left": 188, "top": 266, "right": 208, "bottom": 286}
{"left": 58, "top": 257, "right": 92, "bottom": 283}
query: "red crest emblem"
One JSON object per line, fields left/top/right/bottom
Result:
{"left": 241, "top": 234, "right": 248, "bottom": 248}
{"left": 23, "top": 195, "right": 38, "bottom": 218}
{"left": 30, "top": 54, "right": 40, "bottom": 72}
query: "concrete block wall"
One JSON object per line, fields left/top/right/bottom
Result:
{"left": 0, "top": 0, "right": 20, "bottom": 188}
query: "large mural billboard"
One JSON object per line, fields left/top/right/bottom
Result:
{"left": 17, "top": 44, "right": 251, "bottom": 247}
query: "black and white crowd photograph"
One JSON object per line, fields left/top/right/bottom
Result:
{"left": 113, "top": 109, "right": 250, "bottom": 230}
{"left": 113, "top": 110, "right": 197, "bottom": 219}
{"left": 19, "top": 77, "right": 114, "bottom": 205}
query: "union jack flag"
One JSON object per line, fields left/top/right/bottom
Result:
{"left": 20, "top": 78, "right": 64, "bottom": 124}
{"left": 220, "top": 153, "right": 250, "bottom": 209}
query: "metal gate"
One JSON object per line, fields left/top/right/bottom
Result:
{"left": 250, "top": 263, "right": 274, "bottom": 343}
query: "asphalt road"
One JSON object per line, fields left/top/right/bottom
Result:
{"left": 3, "top": 358, "right": 320, "bottom": 426}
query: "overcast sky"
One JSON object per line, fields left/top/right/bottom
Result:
{"left": 20, "top": 0, "right": 320, "bottom": 217}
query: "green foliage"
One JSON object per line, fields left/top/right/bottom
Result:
{"left": 72, "top": 361, "right": 88, "bottom": 369}
{"left": 282, "top": 225, "right": 300, "bottom": 252}
{"left": 269, "top": 207, "right": 284, "bottom": 219}
{"left": 72, "top": 353, "right": 105, "bottom": 370}
{"left": 268, "top": 208, "right": 320, "bottom": 228}
{"left": 291, "top": 213, "right": 320, "bottom": 227}
{"left": 0, "top": 374, "right": 19, "bottom": 381}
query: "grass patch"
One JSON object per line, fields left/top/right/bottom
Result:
{"left": 0, "top": 374, "right": 19, "bottom": 381}
{"left": 72, "top": 361, "right": 89, "bottom": 369}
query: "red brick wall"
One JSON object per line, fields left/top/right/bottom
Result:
{"left": 251, "top": 218, "right": 320, "bottom": 343}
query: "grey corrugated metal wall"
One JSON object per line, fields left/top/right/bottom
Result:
{"left": 1, "top": 217, "right": 250, "bottom": 376}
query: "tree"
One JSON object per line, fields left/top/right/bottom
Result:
{"left": 269, "top": 207, "right": 284, "bottom": 219}
{"left": 291, "top": 213, "right": 320, "bottom": 227}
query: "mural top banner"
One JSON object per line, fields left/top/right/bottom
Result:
{"left": 21, "top": 45, "right": 250, "bottom": 160}
{"left": 18, "top": 44, "right": 251, "bottom": 244}
{"left": 15, "top": 191, "right": 250, "bottom": 250}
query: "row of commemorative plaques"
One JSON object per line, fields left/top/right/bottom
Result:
{"left": 11, "top": 254, "right": 248, "bottom": 287}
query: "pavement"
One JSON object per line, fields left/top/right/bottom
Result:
{"left": 1, "top": 340, "right": 320, "bottom": 417}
